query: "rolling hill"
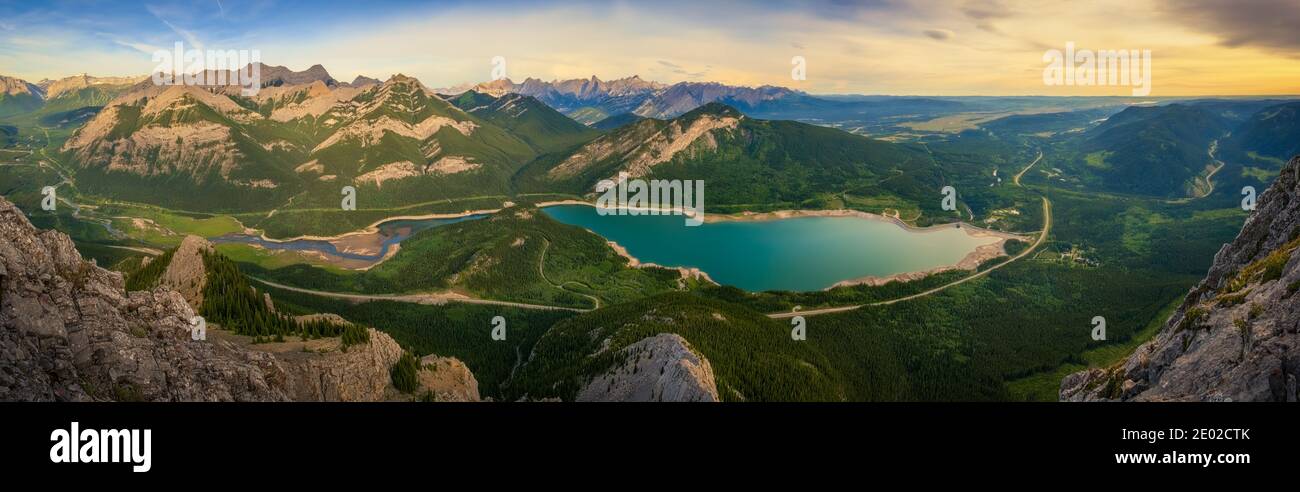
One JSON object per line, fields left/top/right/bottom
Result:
{"left": 1063, "top": 104, "right": 1231, "bottom": 197}
{"left": 514, "top": 102, "right": 949, "bottom": 217}
{"left": 445, "top": 91, "right": 598, "bottom": 154}
{"left": 1222, "top": 101, "right": 1300, "bottom": 164}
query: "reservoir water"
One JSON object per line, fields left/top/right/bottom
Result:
{"left": 212, "top": 205, "right": 999, "bottom": 292}
{"left": 212, "top": 215, "right": 483, "bottom": 261}
{"left": 541, "top": 205, "right": 1000, "bottom": 292}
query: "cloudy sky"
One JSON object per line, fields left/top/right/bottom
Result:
{"left": 1, "top": 0, "right": 1297, "bottom": 96}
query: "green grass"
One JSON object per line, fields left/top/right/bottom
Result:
{"left": 214, "top": 243, "right": 353, "bottom": 273}
{"left": 1241, "top": 166, "right": 1275, "bottom": 181}
{"left": 1083, "top": 151, "right": 1111, "bottom": 170}
{"left": 1246, "top": 151, "right": 1286, "bottom": 166}
{"left": 0, "top": 149, "right": 29, "bottom": 160}
{"left": 89, "top": 201, "right": 244, "bottom": 239}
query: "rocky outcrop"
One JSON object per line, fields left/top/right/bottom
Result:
{"left": 415, "top": 355, "right": 481, "bottom": 402}
{"left": 0, "top": 74, "right": 43, "bottom": 98}
{"left": 0, "top": 196, "right": 465, "bottom": 402}
{"left": 158, "top": 235, "right": 211, "bottom": 307}
{"left": 1062, "top": 156, "right": 1300, "bottom": 402}
{"left": 576, "top": 333, "right": 718, "bottom": 402}
{"left": 276, "top": 328, "right": 403, "bottom": 401}
{"left": 0, "top": 197, "right": 292, "bottom": 401}
{"left": 547, "top": 104, "right": 740, "bottom": 182}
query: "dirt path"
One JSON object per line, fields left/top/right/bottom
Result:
{"left": 249, "top": 277, "right": 589, "bottom": 312}
{"left": 102, "top": 245, "right": 164, "bottom": 256}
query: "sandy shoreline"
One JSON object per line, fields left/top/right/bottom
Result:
{"left": 603, "top": 239, "right": 717, "bottom": 286}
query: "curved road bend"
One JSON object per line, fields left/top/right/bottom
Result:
{"left": 538, "top": 238, "right": 602, "bottom": 309}
{"left": 1013, "top": 150, "right": 1043, "bottom": 186}
{"left": 770, "top": 151, "right": 1054, "bottom": 319}
{"left": 249, "top": 277, "right": 590, "bottom": 312}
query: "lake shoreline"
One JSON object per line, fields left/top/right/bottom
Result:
{"left": 547, "top": 203, "right": 1031, "bottom": 292}
{"left": 224, "top": 200, "right": 1031, "bottom": 289}
{"left": 603, "top": 239, "right": 718, "bottom": 286}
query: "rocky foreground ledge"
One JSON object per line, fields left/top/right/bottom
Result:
{"left": 0, "top": 197, "right": 476, "bottom": 401}
{"left": 1062, "top": 156, "right": 1300, "bottom": 402}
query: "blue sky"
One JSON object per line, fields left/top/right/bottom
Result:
{"left": 1, "top": 0, "right": 1297, "bottom": 95}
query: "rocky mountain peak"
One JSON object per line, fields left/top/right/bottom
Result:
{"left": 158, "top": 236, "right": 212, "bottom": 308}
{"left": 254, "top": 62, "right": 338, "bottom": 87}
{"left": 1063, "top": 155, "right": 1300, "bottom": 402}
{"left": 384, "top": 73, "right": 425, "bottom": 88}
{"left": 472, "top": 78, "right": 516, "bottom": 96}
{"left": 0, "top": 74, "right": 43, "bottom": 99}
{"left": 350, "top": 75, "right": 381, "bottom": 87}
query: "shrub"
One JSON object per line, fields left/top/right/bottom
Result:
{"left": 390, "top": 352, "right": 420, "bottom": 394}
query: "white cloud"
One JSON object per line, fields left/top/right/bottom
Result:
{"left": 147, "top": 5, "right": 205, "bottom": 50}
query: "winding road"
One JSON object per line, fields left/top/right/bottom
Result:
{"left": 249, "top": 277, "right": 589, "bottom": 312}
{"left": 1013, "top": 150, "right": 1043, "bottom": 186}
{"left": 538, "top": 238, "right": 602, "bottom": 309}
{"left": 769, "top": 150, "right": 1054, "bottom": 319}
{"left": 768, "top": 196, "right": 1051, "bottom": 318}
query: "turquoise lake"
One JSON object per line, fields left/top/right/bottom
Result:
{"left": 542, "top": 205, "right": 1000, "bottom": 292}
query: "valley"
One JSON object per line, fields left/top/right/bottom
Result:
{"left": 2, "top": 63, "right": 1293, "bottom": 402}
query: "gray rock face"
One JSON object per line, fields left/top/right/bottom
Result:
{"left": 577, "top": 333, "right": 718, "bottom": 402}
{"left": 1062, "top": 156, "right": 1300, "bottom": 402}
{"left": 415, "top": 355, "right": 481, "bottom": 402}
{"left": 281, "top": 328, "right": 402, "bottom": 402}
{"left": 0, "top": 198, "right": 292, "bottom": 401}
{"left": 0, "top": 198, "right": 423, "bottom": 402}
{"left": 157, "top": 235, "right": 210, "bottom": 307}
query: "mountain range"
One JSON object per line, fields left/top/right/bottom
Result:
{"left": 0, "top": 64, "right": 958, "bottom": 218}
{"left": 454, "top": 75, "right": 812, "bottom": 123}
{"left": 4, "top": 63, "right": 1300, "bottom": 214}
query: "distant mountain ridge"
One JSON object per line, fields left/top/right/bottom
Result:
{"left": 451, "top": 75, "right": 804, "bottom": 123}
{"left": 39, "top": 74, "right": 147, "bottom": 99}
